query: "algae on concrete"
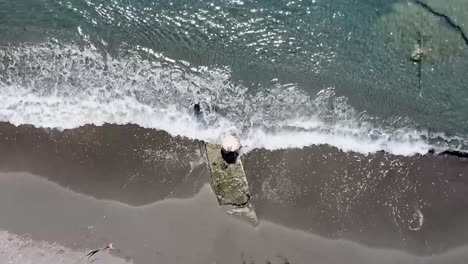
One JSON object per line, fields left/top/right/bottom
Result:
{"left": 205, "top": 143, "right": 258, "bottom": 224}
{"left": 206, "top": 143, "right": 249, "bottom": 206}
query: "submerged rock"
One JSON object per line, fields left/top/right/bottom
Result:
{"left": 410, "top": 45, "right": 425, "bottom": 62}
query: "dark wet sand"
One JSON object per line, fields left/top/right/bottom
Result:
{"left": 0, "top": 122, "right": 467, "bottom": 263}
{"left": 243, "top": 146, "right": 468, "bottom": 255}
{"left": 0, "top": 122, "right": 210, "bottom": 205}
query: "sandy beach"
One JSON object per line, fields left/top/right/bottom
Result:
{"left": 1, "top": 0, "right": 468, "bottom": 262}
{"left": 0, "top": 122, "right": 467, "bottom": 263}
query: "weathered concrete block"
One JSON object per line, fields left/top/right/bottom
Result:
{"left": 205, "top": 143, "right": 258, "bottom": 224}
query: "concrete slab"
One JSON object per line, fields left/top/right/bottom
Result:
{"left": 205, "top": 143, "right": 258, "bottom": 224}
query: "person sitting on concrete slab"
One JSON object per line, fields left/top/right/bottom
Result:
{"left": 221, "top": 134, "right": 241, "bottom": 164}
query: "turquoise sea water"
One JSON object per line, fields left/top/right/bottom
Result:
{"left": 0, "top": 0, "right": 467, "bottom": 153}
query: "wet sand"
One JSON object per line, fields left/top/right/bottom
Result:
{"left": 0, "top": 231, "right": 126, "bottom": 264}
{"left": 243, "top": 146, "right": 468, "bottom": 255}
{"left": 0, "top": 122, "right": 210, "bottom": 205}
{"left": 2, "top": 172, "right": 468, "bottom": 264}
{"left": 0, "top": 122, "right": 467, "bottom": 263}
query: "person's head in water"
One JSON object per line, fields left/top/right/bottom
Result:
{"left": 193, "top": 102, "right": 202, "bottom": 117}
{"left": 221, "top": 134, "right": 241, "bottom": 164}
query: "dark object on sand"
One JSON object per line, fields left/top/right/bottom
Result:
{"left": 86, "top": 243, "right": 114, "bottom": 259}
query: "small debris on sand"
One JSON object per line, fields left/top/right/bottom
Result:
{"left": 86, "top": 243, "right": 114, "bottom": 259}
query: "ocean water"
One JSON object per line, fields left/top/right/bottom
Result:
{"left": 0, "top": 0, "right": 467, "bottom": 155}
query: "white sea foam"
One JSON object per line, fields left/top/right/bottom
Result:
{"left": 0, "top": 41, "right": 458, "bottom": 156}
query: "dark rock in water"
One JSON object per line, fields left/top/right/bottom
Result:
{"left": 428, "top": 148, "right": 468, "bottom": 159}
{"left": 439, "top": 150, "right": 468, "bottom": 159}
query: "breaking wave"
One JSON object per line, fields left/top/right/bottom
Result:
{"left": 0, "top": 40, "right": 464, "bottom": 155}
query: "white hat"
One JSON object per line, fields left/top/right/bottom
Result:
{"left": 221, "top": 134, "right": 241, "bottom": 152}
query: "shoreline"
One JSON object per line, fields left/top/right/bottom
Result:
{"left": 0, "top": 121, "right": 467, "bottom": 262}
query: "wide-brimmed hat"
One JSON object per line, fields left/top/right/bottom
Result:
{"left": 221, "top": 134, "right": 241, "bottom": 152}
